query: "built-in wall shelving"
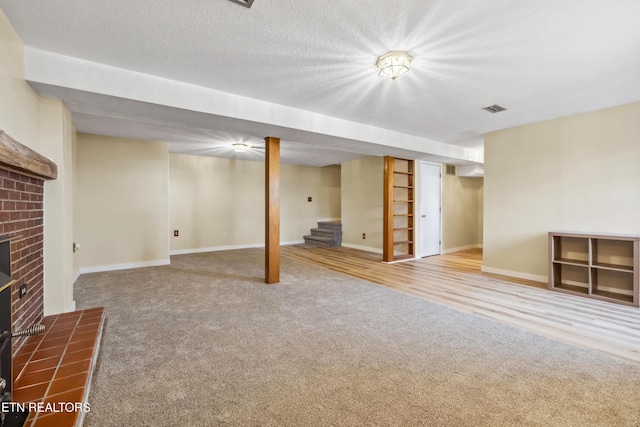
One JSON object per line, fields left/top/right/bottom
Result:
{"left": 383, "top": 157, "right": 415, "bottom": 262}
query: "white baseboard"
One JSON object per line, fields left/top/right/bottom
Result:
{"left": 442, "top": 244, "right": 483, "bottom": 254}
{"left": 171, "top": 243, "right": 262, "bottom": 256}
{"left": 170, "top": 240, "right": 305, "bottom": 256}
{"left": 72, "top": 270, "right": 81, "bottom": 285}
{"left": 342, "top": 243, "right": 383, "bottom": 254}
{"left": 79, "top": 259, "right": 171, "bottom": 275}
{"left": 317, "top": 218, "right": 341, "bottom": 222}
{"left": 66, "top": 300, "right": 77, "bottom": 312}
{"left": 481, "top": 265, "right": 547, "bottom": 283}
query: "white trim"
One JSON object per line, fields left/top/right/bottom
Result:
{"left": 342, "top": 243, "right": 383, "bottom": 254}
{"left": 170, "top": 240, "right": 305, "bottom": 256}
{"left": 79, "top": 259, "right": 171, "bottom": 274}
{"left": 481, "top": 265, "right": 547, "bottom": 283}
{"left": 317, "top": 218, "right": 341, "bottom": 222}
{"left": 72, "top": 270, "right": 81, "bottom": 285}
{"left": 442, "top": 244, "right": 483, "bottom": 254}
{"left": 171, "top": 243, "right": 262, "bottom": 256}
{"left": 66, "top": 300, "right": 76, "bottom": 312}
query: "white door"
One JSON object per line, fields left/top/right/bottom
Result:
{"left": 420, "top": 162, "right": 441, "bottom": 257}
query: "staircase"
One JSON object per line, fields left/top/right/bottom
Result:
{"left": 303, "top": 221, "right": 342, "bottom": 248}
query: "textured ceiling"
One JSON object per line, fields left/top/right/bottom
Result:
{"left": 2, "top": 0, "right": 640, "bottom": 165}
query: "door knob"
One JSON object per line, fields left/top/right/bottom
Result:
{"left": 421, "top": 214, "right": 426, "bottom": 218}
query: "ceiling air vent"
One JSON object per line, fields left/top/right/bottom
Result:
{"left": 482, "top": 104, "right": 506, "bottom": 113}
{"left": 445, "top": 164, "right": 456, "bottom": 176}
{"left": 228, "top": 0, "right": 255, "bottom": 7}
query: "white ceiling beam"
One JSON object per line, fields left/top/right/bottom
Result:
{"left": 24, "top": 48, "right": 483, "bottom": 164}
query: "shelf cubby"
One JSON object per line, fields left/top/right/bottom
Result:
{"left": 592, "top": 268, "right": 634, "bottom": 303}
{"left": 592, "top": 239, "right": 634, "bottom": 270}
{"left": 552, "top": 235, "right": 590, "bottom": 264}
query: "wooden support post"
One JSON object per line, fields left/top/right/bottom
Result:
{"left": 265, "top": 137, "right": 280, "bottom": 284}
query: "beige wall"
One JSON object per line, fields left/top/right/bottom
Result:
{"left": 341, "top": 156, "right": 384, "bottom": 252}
{"left": 41, "top": 100, "right": 76, "bottom": 314}
{"left": 0, "top": 11, "right": 40, "bottom": 149}
{"left": 281, "top": 162, "right": 341, "bottom": 242}
{"left": 341, "top": 157, "right": 483, "bottom": 255}
{"left": 169, "top": 154, "right": 341, "bottom": 251}
{"left": 1, "top": 10, "right": 76, "bottom": 314}
{"left": 483, "top": 102, "right": 640, "bottom": 281}
{"left": 75, "top": 134, "right": 170, "bottom": 269}
{"left": 442, "top": 174, "right": 483, "bottom": 252}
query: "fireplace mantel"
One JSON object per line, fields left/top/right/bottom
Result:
{"left": 0, "top": 130, "right": 57, "bottom": 180}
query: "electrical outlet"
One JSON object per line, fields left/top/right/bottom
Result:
{"left": 19, "top": 284, "right": 27, "bottom": 299}
{"left": 174, "top": 230, "right": 179, "bottom": 237}
{"left": 362, "top": 233, "right": 366, "bottom": 239}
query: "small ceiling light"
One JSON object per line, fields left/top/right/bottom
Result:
{"left": 375, "top": 51, "right": 412, "bottom": 80}
{"left": 233, "top": 143, "right": 249, "bottom": 153}
{"left": 482, "top": 104, "right": 507, "bottom": 113}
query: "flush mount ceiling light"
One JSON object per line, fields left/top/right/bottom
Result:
{"left": 232, "top": 142, "right": 265, "bottom": 153}
{"left": 232, "top": 143, "right": 249, "bottom": 153}
{"left": 482, "top": 104, "right": 507, "bottom": 113}
{"left": 375, "top": 51, "right": 412, "bottom": 80}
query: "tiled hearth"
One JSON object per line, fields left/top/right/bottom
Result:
{"left": 12, "top": 307, "right": 104, "bottom": 427}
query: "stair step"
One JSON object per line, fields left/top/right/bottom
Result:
{"left": 310, "top": 228, "right": 342, "bottom": 237}
{"left": 303, "top": 235, "right": 333, "bottom": 243}
{"left": 317, "top": 221, "right": 342, "bottom": 231}
{"left": 303, "top": 235, "right": 339, "bottom": 248}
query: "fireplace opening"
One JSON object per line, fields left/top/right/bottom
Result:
{"left": 0, "top": 237, "right": 30, "bottom": 426}
{"left": 0, "top": 238, "right": 14, "bottom": 392}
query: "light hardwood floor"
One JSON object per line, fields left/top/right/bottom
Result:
{"left": 281, "top": 245, "right": 640, "bottom": 364}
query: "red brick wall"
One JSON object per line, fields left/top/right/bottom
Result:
{"left": 0, "top": 168, "right": 45, "bottom": 340}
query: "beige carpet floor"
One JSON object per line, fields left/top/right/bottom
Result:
{"left": 75, "top": 249, "right": 640, "bottom": 426}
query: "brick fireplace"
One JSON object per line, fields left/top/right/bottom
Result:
{"left": 0, "top": 169, "right": 45, "bottom": 343}
{"left": 0, "top": 130, "right": 57, "bottom": 354}
{"left": 0, "top": 131, "right": 104, "bottom": 427}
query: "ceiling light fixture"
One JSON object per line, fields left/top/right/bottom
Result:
{"left": 482, "top": 104, "right": 507, "bottom": 113}
{"left": 232, "top": 143, "right": 249, "bottom": 153}
{"left": 375, "top": 51, "right": 412, "bottom": 80}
